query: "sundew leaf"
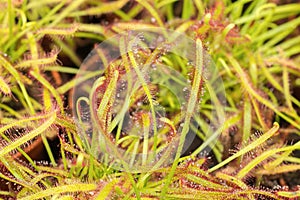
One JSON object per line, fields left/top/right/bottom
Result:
{"left": 237, "top": 145, "right": 300, "bottom": 179}
{"left": 0, "top": 170, "right": 34, "bottom": 191}
{"left": 166, "top": 190, "right": 228, "bottom": 199}
{"left": 277, "top": 190, "right": 300, "bottom": 198}
{"left": 112, "top": 22, "right": 159, "bottom": 33}
{"left": 0, "top": 112, "right": 54, "bottom": 134}
{"left": 0, "top": 75, "right": 11, "bottom": 96}
{"left": 209, "top": 122, "right": 279, "bottom": 173}
{"left": 15, "top": 52, "right": 58, "bottom": 69}
{"left": 18, "top": 183, "right": 97, "bottom": 200}
{"left": 161, "top": 37, "right": 205, "bottom": 198}
{"left": 142, "top": 113, "right": 150, "bottom": 166}
{"left": 234, "top": 3, "right": 300, "bottom": 25}
{"left": 257, "top": 164, "right": 300, "bottom": 175}
{"left": 266, "top": 35, "right": 300, "bottom": 56}
{"left": 36, "top": 25, "right": 79, "bottom": 36}
{"left": 242, "top": 95, "right": 251, "bottom": 144}
{"left": 215, "top": 172, "right": 248, "bottom": 189}
{"left": 0, "top": 112, "right": 56, "bottom": 157}
{"left": 128, "top": 48, "right": 159, "bottom": 152}
{"left": 94, "top": 179, "right": 119, "bottom": 200}
{"left": 0, "top": 54, "right": 34, "bottom": 114}
{"left": 228, "top": 55, "right": 300, "bottom": 130}
{"left": 253, "top": 17, "right": 300, "bottom": 44}
{"left": 184, "top": 173, "right": 226, "bottom": 190}
{"left": 43, "top": 66, "right": 79, "bottom": 74}
{"left": 43, "top": 88, "right": 52, "bottom": 112}
{"left": 164, "top": 185, "right": 279, "bottom": 199}
{"left": 96, "top": 70, "right": 118, "bottom": 123}
{"left": 264, "top": 140, "right": 300, "bottom": 170}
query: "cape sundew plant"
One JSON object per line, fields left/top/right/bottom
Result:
{"left": 0, "top": 0, "right": 300, "bottom": 199}
{"left": 72, "top": 28, "right": 226, "bottom": 174}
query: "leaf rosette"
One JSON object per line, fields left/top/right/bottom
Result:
{"left": 72, "top": 28, "right": 226, "bottom": 172}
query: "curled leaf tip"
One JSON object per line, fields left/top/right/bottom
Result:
{"left": 272, "top": 122, "right": 279, "bottom": 128}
